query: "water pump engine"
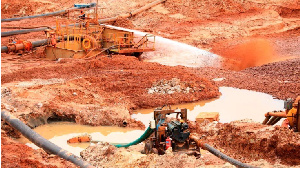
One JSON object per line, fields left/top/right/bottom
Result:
{"left": 144, "top": 106, "right": 200, "bottom": 156}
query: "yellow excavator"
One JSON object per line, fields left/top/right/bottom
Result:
{"left": 263, "top": 96, "right": 300, "bottom": 132}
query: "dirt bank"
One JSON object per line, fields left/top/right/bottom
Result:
{"left": 189, "top": 120, "right": 300, "bottom": 166}
{"left": 187, "top": 58, "right": 300, "bottom": 100}
{"left": 1, "top": 0, "right": 300, "bottom": 168}
{"left": 1, "top": 131, "right": 76, "bottom": 168}
{"left": 1, "top": 55, "right": 219, "bottom": 128}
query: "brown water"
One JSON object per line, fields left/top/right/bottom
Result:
{"left": 132, "top": 87, "right": 284, "bottom": 127}
{"left": 17, "top": 122, "right": 144, "bottom": 156}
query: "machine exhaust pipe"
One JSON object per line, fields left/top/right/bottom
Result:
{"left": 1, "top": 111, "right": 94, "bottom": 168}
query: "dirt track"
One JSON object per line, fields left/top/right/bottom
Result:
{"left": 1, "top": 0, "right": 300, "bottom": 168}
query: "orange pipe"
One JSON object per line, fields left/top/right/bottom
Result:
{"left": 264, "top": 111, "right": 287, "bottom": 118}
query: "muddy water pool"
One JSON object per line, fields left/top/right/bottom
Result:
{"left": 132, "top": 87, "right": 284, "bottom": 127}
{"left": 17, "top": 122, "right": 145, "bottom": 156}
{"left": 17, "top": 87, "right": 284, "bottom": 156}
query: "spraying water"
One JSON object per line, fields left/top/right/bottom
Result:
{"left": 105, "top": 25, "right": 223, "bottom": 67}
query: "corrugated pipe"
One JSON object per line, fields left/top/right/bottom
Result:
{"left": 190, "top": 135, "right": 255, "bottom": 168}
{"left": 113, "top": 126, "right": 154, "bottom": 148}
{"left": 1, "top": 0, "right": 166, "bottom": 37}
{"left": 1, "top": 111, "right": 94, "bottom": 168}
{"left": 1, "top": 3, "right": 96, "bottom": 22}
{"left": 203, "top": 143, "right": 255, "bottom": 168}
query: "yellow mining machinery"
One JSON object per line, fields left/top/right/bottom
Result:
{"left": 45, "top": 16, "right": 155, "bottom": 60}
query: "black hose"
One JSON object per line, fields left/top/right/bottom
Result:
{"left": 1, "top": 111, "right": 94, "bottom": 168}
{"left": 262, "top": 116, "right": 270, "bottom": 125}
{"left": 1, "top": 18, "right": 115, "bottom": 37}
{"left": 204, "top": 143, "right": 254, "bottom": 168}
{"left": 1, "top": 0, "right": 166, "bottom": 37}
{"left": 1, "top": 3, "right": 96, "bottom": 22}
{"left": 270, "top": 117, "right": 281, "bottom": 125}
{"left": 1, "top": 27, "right": 49, "bottom": 37}
{"left": 266, "top": 116, "right": 277, "bottom": 125}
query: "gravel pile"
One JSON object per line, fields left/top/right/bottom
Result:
{"left": 148, "top": 78, "right": 206, "bottom": 94}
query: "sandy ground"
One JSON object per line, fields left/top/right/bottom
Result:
{"left": 1, "top": 0, "right": 300, "bottom": 168}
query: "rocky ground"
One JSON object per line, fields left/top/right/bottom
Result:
{"left": 1, "top": 0, "right": 300, "bottom": 168}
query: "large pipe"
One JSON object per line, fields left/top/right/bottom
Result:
{"left": 262, "top": 116, "right": 270, "bottom": 125}
{"left": 203, "top": 143, "right": 254, "bottom": 168}
{"left": 270, "top": 117, "right": 282, "bottom": 125}
{"left": 1, "top": 23, "right": 80, "bottom": 37}
{"left": 266, "top": 116, "right": 277, "bottom": 125}
{"left": 1, "top": 36, "right": 61, "bottom": 53}
{"left": 1, "top": 0, "right": 166, "bottom": 37}
{"left": 1, "top": 27, "right": 48, "bottom": 37}
{"left": 1, "top": 3, "right": 96, "bottom": 23}
{"left": 1, "top": 111, "right": 94, "bottom": 168}
{"left": 190, "top": 135, "right": 254, "bottom": 168}
{"left": 131, "top": 0, "right": 166, "bottom": 16}
{"left": 264, "top": 111, "right": 287, "bottom": 118}
{"left": 1, "top": 36, "right": 69, "bottom": 53}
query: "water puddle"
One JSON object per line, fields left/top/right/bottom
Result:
{"left": 16, "top": 87, "right": 284, "bottom": 157}
{"left": 105, "top": 24, "right": 223, "bottom": 68}
{"left": 17, "top": 122, "right": 144, "bottom": 156}
{"left": 132, "top": 87, "right": 284, "bottom": 127}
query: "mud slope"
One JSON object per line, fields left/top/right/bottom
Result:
{"left": 1, "top": 56, "right": 220, "bottom": 128}
{"left": 1, "top": 0, "right": 300, "bottom": 168}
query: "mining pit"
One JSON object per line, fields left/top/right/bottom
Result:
{"left": 1, "top": 0, "right": 300, "bottom": 168}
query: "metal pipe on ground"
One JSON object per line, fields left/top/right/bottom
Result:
{"left": 1, "top": 3, "right": 96, "bottom": 23}
{"left": 131, "top": 0, "right": 166, "bottom": 16}
{"left": 1, "top": 26, "right": 53, "bottom": 29}
{"left": 1, "top": 111, "right": 94, "bottom": 168}
{"left": 1, "top": 23, "right": 80, "bottom": 37}
{"left": 1, "top": 0, "right": 166, "bottom": 37}
{"left": 1, "top": 36, "right": 68, "bottom": 53}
